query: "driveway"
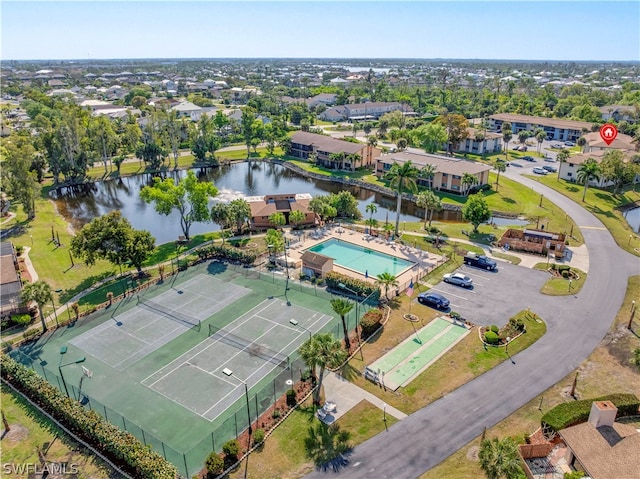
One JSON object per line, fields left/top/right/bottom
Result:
{"left": 425, "top": 263, "right": 549, "bottom": 327}
{"left": 305, "top": 155, "right": 640, "bottom": 479}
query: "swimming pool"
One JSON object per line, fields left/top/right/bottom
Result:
{"left": 307, "top": 238, "right": 415, "bottom": 277}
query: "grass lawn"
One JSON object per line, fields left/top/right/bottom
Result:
{"left": 527, "top": 175, "right": 640, "bottom": 255}
{"left": 421, "top": 275, "right": 640, "bottom": 479}
{"left": 532, "top": 263, "right": 587, "bottom": 295}
{"left": 229, "top": 400, "right": 397, "bottom": 479}
{"left": 1, "top": 385, "right": 114, "bottom": 479}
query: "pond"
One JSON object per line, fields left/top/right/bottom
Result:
{"left": 624, "top": 206, "right": 640, "bottom": 234}
{"left": 50, "top": 162, "right": 528, "bottom": 245}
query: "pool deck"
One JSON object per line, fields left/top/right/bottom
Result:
{"left": 282, "top": 225, "right": 447, "bottom": 291}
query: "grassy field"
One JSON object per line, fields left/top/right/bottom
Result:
{"left": 533, "top": 263, "right": 587, "bottom": 296}
{"left": 1, "top": 385, "right": 115, "bottom": 479}
{"left": 229, "top": 399, "right": 398, "bottom": 479}
{"left": 527, "top": 175, "right": 640, "bottom": 255}
{"left": 420, "top": 275, "right": 640, "bottom": 479}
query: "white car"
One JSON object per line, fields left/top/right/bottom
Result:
{"left": 533, "top": 167, "right": 548, "bottom": 175}
{"left": 443, "top": 273, "right": 473, "bottom": 288}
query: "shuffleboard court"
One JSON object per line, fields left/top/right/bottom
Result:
{"left": 70, "top": 275, "right": 250, "bottom": 370}
{"left": 368, "top": 317, "right": 470, "bottom": 391}
{"left": 142, "top": 298, "right": 333, "bottom": 421}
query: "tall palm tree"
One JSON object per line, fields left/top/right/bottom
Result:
{"left": 501, "top": 122, "right": 513, "bottom": 159}
{"left": 365, "top": 203, "right": 377, "bottom": 225}
{"left": 330, "top": 298, "right": 354, "bottom": 351}
{"left": 268, "top": 212, "right": 286, "bottom": 229}
{"left": 299, "top": 333, "right": 348, "bottom": 405}
{"left": 577, "top": 158, "right": 601, "bottom": 202}
{"left": 461, "top": 172, "right": 477, "bottom": 196}
{"left": 535, "top": 129, "right": 546, "bottom": 154}
{"left": 556, "top": 149, "right": 571, "bottom": 180}
{"left": 385, "top": 161, "right": 420, "bottom": 236}
{"left": 478, "top": 437, "right": 523, "bottom": 479}
{"left": 416, "top": 190, "right": 442, "bottom": 229}
{"left": 376, "top": 272, "right": 398, "bottom": 300}
{"left": 289, "top": 209, "right": 305, "bottom": 229}
{"left": 494, "top": 160, "right": 506, "bottom": 191}
{"left": 420, "top": 164, "right": 437, "bottom": 190}
{"left": 21, "top": 280, "right": 53, "bottom": 332}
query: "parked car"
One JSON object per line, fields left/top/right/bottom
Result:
{"left": 564, "top": 141, "right": 575, "bottom": 147}
{"left": 463, "top": 252, "right": 498, "bottom": 271}
{"left": 533, "top": 167, "right": 548, "bottom": 175}
{"left": 509, "top": 161, "right": 523, "bottom": 167}
{"left": 512, "top": 145, "right": 521, "bottom": 150}
{"left": 443, "top": 273, "right": 473, "bottom": 288}
{"left": 542, "top": 165, "right": 558, "bottom": 172}
{"left": 551, "top": 143, "right": 564, "bottom": 149}
{"left": 417, "top": 292, "right": 450, "bottom": 309}
{"left": 544, "top": 157, "right": 556, "bottom": 163}
{"left": 522, "top": 156, "right": 535, "bottom": 162}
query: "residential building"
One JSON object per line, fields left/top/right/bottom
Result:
{"left": 456, "top": 128, "right": 503, "bottom": 154}
{"left": 308, "top": 93, "right": 337, "bottom": 108}
{"left": 489, "top": 113, "right": 593, "bottom": 142}
{"left": 171, "top": 100, "right": 202, "bottom": 121}
{"left": 245, "top": 193, "right": 316, "bottom": 230}
{"left": 599, "top": 104, "right": 637, "bottom": 123}
{"left": 289, "top": 131, "right": 380, "bottom": 170}
{"left": 0, "top": 242, "right": 23, "bottom": 316}
{"left": 582, "top": 131, "right": 635, "bottom": 152}
{"left": 376, "top": 151, "right": 491, "bottom": 195}
{"left": 558, "top": 401, "right": 640, "bottom": 479}
{"left": 558, "top": 149, "right": 637, "bottom": 187}
{"left": 318, "top": 102, "right": 411, "bottom": 122}
{"left": 318, "top": 106, "right": 348, "bottom": 122}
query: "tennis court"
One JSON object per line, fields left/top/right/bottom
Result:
{"left": 70, "top": 274, "right": 251, "bottom": 370}
{"left": 141, "top": 298, "right": 332, "bottom": 421}
{"left": 368, "top": 317, "right": 470, "bottom": 390}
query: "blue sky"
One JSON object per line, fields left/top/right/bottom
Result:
{"left": 2, "top": 1, "right": 639, "bottom": 61}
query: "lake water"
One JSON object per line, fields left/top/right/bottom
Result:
{"left": 50, "top": 162, "right": 528, "bottom": 245}
{"left": 624, "top": 206, "right": 640, "bottom": 234}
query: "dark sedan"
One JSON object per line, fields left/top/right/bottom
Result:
{"left": 418, "top": 292, "right": 450, "bottom": 310}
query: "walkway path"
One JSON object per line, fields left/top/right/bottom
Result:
{"left": 21, "top": 246, "right": 38, "bottom": 282}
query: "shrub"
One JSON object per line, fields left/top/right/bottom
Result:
{"left": 286, "top": 389, "right": 297, "bottom": 407}
{"left": 196, "top": 244, "right": 256, "bottom": 265}
{"left": 541, "top": 393, "right": 640, "bottom": 434}
{"left": 271, "top": 409, "right": 281, "bottom": 419}
{"left": 205, "top": 451, "right": 224, "bottom": 477}
{"left": 484, "top": 330, "right": 500, "bottom": 345}
{"left": 222, "top": 439, "right": 240, "bottom": 458}
{"left": 11, "top": 313, "right": 32, "bottom": 326}
{"left": 360, "top": 309, "right": 383, "bottom": 338}
{"left": 490, "top": 325, "right": 499, "bottom": 334}
{"left": 325, "top": 272, "right": 380, "bottom": 299}
{"left": 252, "top": 428, "right": 265, "bottom": 446}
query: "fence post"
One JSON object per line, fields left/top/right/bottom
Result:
{"left": 141, "top": 429, "right": 146, "bottom": 446}
{"left": 183, "top": 454, "right": 189, "bottom": 477}
{"left": 122, "top": 416, "right": 127, "bottom": 431}
{"left": 211, "top": 432, "right": 215, "bottom": 452}
{"left": 161, "top": 442, "right": 167, "bottom": 459}
{"left": 103, "top": 405, "right": 108, "bottom": 420}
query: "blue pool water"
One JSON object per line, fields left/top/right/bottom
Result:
{"left": 307, "top": 238, "right": 415, "bottom": 277}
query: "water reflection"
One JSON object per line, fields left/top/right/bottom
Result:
{"left": 51, "top": 162, "right": 527, "bottom": 245}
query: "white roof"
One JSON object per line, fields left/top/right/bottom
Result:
{"left": 172, "top": 101, "right": 202, "bottom": 112}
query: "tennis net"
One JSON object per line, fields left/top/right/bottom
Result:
{"left": 208, "top": 325, "right": 288, "bottom": 368}
{"left": 137, "top": 296, "right": 201, "bottom": 331}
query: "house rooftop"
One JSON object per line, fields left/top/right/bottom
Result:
{"left": 381, "top": 151, "right": 492, "bottom": 176}
{"left": 490, "top": 113, "right": 593, "bottom": 131}
{"left": 291, "top": 131, "right": 365, "bottom": 155}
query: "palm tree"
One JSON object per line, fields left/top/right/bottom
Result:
{"left": 376, "top": 272, "right": 398, "bottom": 300}
{"left": 330, "top": 298, "right": 354, "bottom": 351}
{"left": 299, "top": 333, "right": 348, "bottom": 405}
{"left": 289, "top": 209, "right": 305, "bottom": 229}
{"left": 328, "top": 152, "right": 346, "bottom": 170}
{"left": 385, "top": 161, "right": 420, "bottom": 237}
{"left": 501, "top": 122, "right": 513, "bottom": 158}
{"left": 268, "top": 212, "right": 286, "bottom": 229}
{"left": 365, "top": 203, "right": 377, "bottom": 225}
{"left": 478, "top": 437, "right": 523, "bottom": 479}
{"left": 21, "top": 280, "right": 53, "bottom": 332}
{"left": 211, "top": 203, "right": 233, "bottom": 244}
{"left": 416, "top": 190, "right": 442, "bottom": 229}
{"left": 461, "top": 172, "right": 477, "bottom": 196}
{"left": 420, "top": 164, "right": 437, "bottom": 190}
{"left": 494, "top": 160, "right": 506, "bottom": 191}
{"left": 517, "top": 130, "right": 530, "bottom": 149}
{"left": 535, "top": 130, "right": 546, "bottom": 154}
{"left": 577, "top": 158, "right": 601, "bottom": 202}
{"left": 556, "top": 149, "right": 570, "bottom": 180}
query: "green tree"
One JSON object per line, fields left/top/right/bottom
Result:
{"left": 268, "top": 212, "right": 286, "bottom": 229}
{"left": 210, "top": 203, "right": 233, "bottom": 243}
{"left": 396, "top": 138, "right": 408, "bottom": 151}
{"left": 462, "top": 192, "right": 491, "bottom": 233}
{"left": 420, "top": 163, "right": 437, "bottom": 190}
{"left": 385, "top": 161, "right": 420, "bottom": 236}
{"left": 576, "top": 158, "right": 602, "bottom": 202}
{"left": 478, "top": 437, "right": 523, "bottom": 479}
{"left": 556, "top": 149, "right": 571, "bottom": 180}
{"left": 299, "top": 333, "right": 348, "bottom": 404}
{"left": 229, "top": 198, "right": 251, "bottom": 234}
{"left": 416, "top": 190, "right": 442, "bottom": 229}
{"left": 241, "top": 107, "right": 257, "bottom": 157}
{"left": 517, "top": 130, "right": 530, "bottom": 148}
{"left": 127, "top": 230, "right": 156, "bottom": 274}
{"left": 88, "top": 115, "right": 117, "bottom": 175}
{"left": 376, "top": 272, "right": 398, "bottom": 300}
{"left": 289, "top": 209, "right": 306, "bottom": 229}
{"left": 501, "top": 122, "right": 513, "bottom": 157}
{"left": 205, "top": 452, "right": 224, "bottom": 478}
{"left": 494, "top": 160, "right": 507, "bottom": 191}
{"left": 600, "top": 149, "right": 635, "bottom": 193}
{"left": 417, "top": 122, "right": 448, "bottom": 154}
{"left": 265, "top": 228, "right": 284, "bottom": 258}
{"left": 21, "top": 280, "right": 53, "bottom": 332}
{"left": 365, "top": 202, "right": 378, "bottom": 227}
{"left": 329, "top": 191, "right": 361, "bottom": 219}
{"left": 140, "top": 170, "right": 218, "bottom": 240}
{"left": 330, "top": 298, "right": 354, "bottom": 351}
{"left": 1, "top": 137, "right": 41, "bottom": 219}
{"left": 435, "top": 113, "right": 469, "bottom": 154}
{"left": 535, "top": 129, "right": 546, "bottom": 154}
{"left": 462, "top": 172, "right": 478, "bottom": 196}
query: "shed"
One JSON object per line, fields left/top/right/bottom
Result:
{"left": 300, "top": 251, "right": 334, "bottom": 278}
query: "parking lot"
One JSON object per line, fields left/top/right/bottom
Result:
{"left": 420, "top": 261, "right": 550, "bottom": 327}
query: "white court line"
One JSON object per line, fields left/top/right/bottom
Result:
{"left": 113, "top": 323, "right": 186, "bottom": 370}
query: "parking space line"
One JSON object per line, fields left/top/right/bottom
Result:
{"left": 429, "top": 288, "right": 468, "bottom": 301}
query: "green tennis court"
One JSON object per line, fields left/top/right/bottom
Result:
{"left": 368, "top": 317, "right": 470, "bottom": 390}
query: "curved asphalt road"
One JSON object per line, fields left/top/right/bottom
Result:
{"left": 306, "top": 169, "right": 640, "bottom": 479}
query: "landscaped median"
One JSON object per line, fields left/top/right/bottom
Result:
{"left": 534, "top": 263, "right": 586, "bottom": 295}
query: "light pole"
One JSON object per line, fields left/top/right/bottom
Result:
{"left": 289, "top": 319, "right": 312, "bottom": 340}
{"left": 58, "top": 347, "right": 86, "bottom": 398}
{"left": 227, "top": 371, "right": 252, "bottom": 476}
{"left": 383, "top": 403, "right": 388, "bottom": 431}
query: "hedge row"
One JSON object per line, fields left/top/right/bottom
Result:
{"left": 541, "top": 393, "right": 640, "bottom": 433}
{"left": 0, "top": 355, "right": 176, "bottom": 479}
{"left": 196, "top": 244, "right": 256, "bottom": 264}
{"left": 325, "top": 272, "right": 380, "bottom": 299}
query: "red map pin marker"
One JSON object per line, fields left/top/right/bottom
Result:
{"left": 600, "top": 123, "right": 618, "bottom": 145}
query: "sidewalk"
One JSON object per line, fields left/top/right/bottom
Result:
{"left": 319, "top": 371, "right": 407, "bottom": 424}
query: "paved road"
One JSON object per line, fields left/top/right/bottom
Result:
{"left": 306, "top": 169, "right": 640, "bottom": 479}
